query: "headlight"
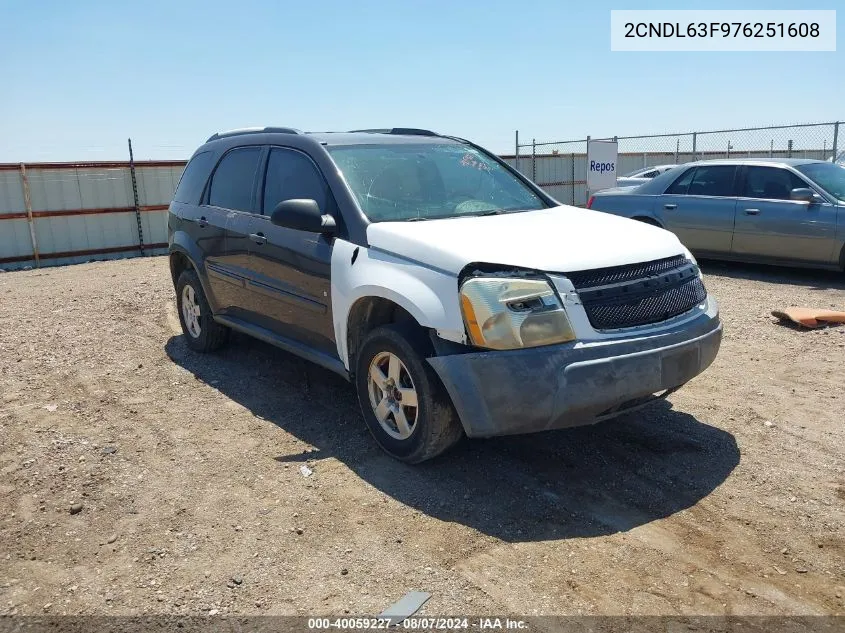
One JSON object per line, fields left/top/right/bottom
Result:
{"left": 459, "top": 277, "right": 576, "bottom": 350}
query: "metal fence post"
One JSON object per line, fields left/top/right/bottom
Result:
{"left": 19, "top": 164, "right": 40, "bottom": 268}
{"left": 832, "top": 122, "right": 839, "bottom": 161}
{"left": 128, "top": 138, "right": 145, "bottom": 255}
{"left": 691, "top": 132, "right": 697, "bottom": 161}
{"left": 570, "top": 152, "right": 576, "bottom": 205}
{"left": 531, "top": 139, "right": 536, "bottom": 181}
{"left": 514, "top": 130, "right": 520, "bottom": 174}
{"left": 584, "top": 135, "right": 591, "bottom": 206}
{"left": 787, "top": 139, "right": 793, "bottom": 158}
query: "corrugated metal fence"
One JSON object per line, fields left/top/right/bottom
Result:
{"left": 2, "top": 121, "right": 841, "bottom": 270}
{"left": 0, "top": 160, "right": 185, "bottom": 270}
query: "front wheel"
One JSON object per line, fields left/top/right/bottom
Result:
{"left": 355, "top": 324, "right": 463, "bottom": 463}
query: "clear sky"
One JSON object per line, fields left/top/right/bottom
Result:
{"left": 0, "top": 0, "right": 841, "bottom": 162}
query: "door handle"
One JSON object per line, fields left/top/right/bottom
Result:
{"left": 664, "top": 204, "right": 677, "bottom": 210}
{"left": 197, "top": 216, "right": 208, "bottom": 228}
{"left": 249, "top": 232, "right": 267, "bottom": 245}
{"left": 744, "top": 208, "right": 761, "bottom": 215}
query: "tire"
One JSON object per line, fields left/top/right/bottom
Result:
{"left": 176, "top": 269, "right": 229, "bottom": 353}
{"left": 355, "top": 324, "right": 463, "bottom": 463}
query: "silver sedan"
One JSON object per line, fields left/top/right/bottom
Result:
{"left": 588, "top": 158, "right": 845, "bottom": 271}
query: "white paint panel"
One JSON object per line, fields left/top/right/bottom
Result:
{"left": 366, "top": 206, "right": 685, "bottom": 275}
{"left": 330, "top": 239, "right": 465, "bottom": 369}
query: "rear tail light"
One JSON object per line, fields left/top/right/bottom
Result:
{"left": 586, "top": 196, "right": 594, "bottom": 209}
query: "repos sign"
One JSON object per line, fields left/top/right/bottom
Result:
{"left": 586, "top": 139, "right": 618, "bottom": 194}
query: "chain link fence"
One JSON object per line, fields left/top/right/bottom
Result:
{"left": 505, "top": 122, "right": 841, "bottom": 206}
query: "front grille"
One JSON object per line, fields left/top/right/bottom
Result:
{"left": 582, "top": 276, "right": 706, "bottom": 329}
{"left": 565, "top": 254, "right": 688, "bottom": 289}
{"left": 566, "top": 257, "right": 706, "bottom": 330}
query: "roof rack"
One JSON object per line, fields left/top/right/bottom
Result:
{"left": 206, "top": 127, "right": 301, "bottom": 142}
{"left": 348, "top": 128, "right": 439, "bottom": 137}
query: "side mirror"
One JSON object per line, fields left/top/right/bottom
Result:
{"left": 270, "top": 199, "right": 337, "bottom": 235}
{"left": 790, "top": 188, "right": 816, "bottom": 203}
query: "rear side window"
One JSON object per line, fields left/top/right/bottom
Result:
{"left": 665, "top": 168, "right": 695, "bottom": 194}
{"left": 667, "top": 166, "right": 736, "bottom": 197}
{"left": 208, "top": 147, "right": 262, "bottom": 212}
{"left": 687, "top": 166, "right": 736, "bottom": 197}
{"left": 172, "top": 151, "right": 214, "bottom": 204}
{"left": 262, "top": 148, "right": 328, "bottom": 214}
{"left": 743, "top": 167, "right": 808, "bottom": 200}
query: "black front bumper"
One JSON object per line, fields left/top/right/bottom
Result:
{"left": 427, "top": 311, "right": 722, "bottom": 438}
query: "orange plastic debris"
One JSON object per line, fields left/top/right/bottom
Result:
{"left": 771, "top": 307, "right": 845, "bottom": 329}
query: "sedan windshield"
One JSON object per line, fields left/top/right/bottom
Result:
{"left": 328, "top": 143, "right": 548, "bottom": 222}
{"left": 796, "top": 162, "right": 845, "bottom": 201}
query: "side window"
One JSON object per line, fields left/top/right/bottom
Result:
{"left": 686, "top": 165, "right": 736, "bottom": 197}
{"left": 665, "top": 168, "right": 696, "bottom": 195}
{"left": 744, "top": 167, "right": 809, "bottom": 201}
{"left": 173, "top": 151, "right": 214, "bottom": 203}
{"left": 262, "top": 148, "right": 328, "bottom": 215}
{"left": 641, "top": 170, "right": 658, "bottom": 179}
{"left": 208, "top": 147, "right": 262, "bottom": 212}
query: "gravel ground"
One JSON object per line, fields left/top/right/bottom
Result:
{"left": 0, "top": 256, "right": 843, "bottom": 618}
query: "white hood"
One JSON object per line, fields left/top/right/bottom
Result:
{"left": 365, "top": 206, "right": 686, "bottom": 275}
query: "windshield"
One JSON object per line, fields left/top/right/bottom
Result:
{"left": 328, "top": 143, "right": 548, "bottom": 222}
{"left": 796, "top": 162, "right": 845, "bottom": 201}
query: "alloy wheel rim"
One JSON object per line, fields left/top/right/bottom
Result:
{"left": 181, "top": 285, "right": 202, "bottom": 339}
{"left": 366, "top": 351, "right": 419, "bottom": 440}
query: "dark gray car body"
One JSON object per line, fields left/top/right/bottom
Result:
{"left": 588, "top": 159, "right": 845, "bottom": 271}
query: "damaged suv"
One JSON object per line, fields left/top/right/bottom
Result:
{"left": 168, "top": 127, "right": 722, "bottom": 462}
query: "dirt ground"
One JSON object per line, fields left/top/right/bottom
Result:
{"left": 1, "top": 256, "right": 843, "bottom": 618}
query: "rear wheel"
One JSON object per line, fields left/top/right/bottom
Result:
{"left": 355, "top": 324, "right": 463, "bottom": 463}
{"left": 176, "top": 269, "right": 229, "bottom": 353}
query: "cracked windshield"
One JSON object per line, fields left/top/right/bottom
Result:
{"left": 329, "top": 143, "right": 548, "bottom": 222}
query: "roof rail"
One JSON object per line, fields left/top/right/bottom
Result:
{"left": 348, "top": 128, "right": 439, "bottom": 137}
{"left": 206, "top": 127, "right": 301, "bottom": 142}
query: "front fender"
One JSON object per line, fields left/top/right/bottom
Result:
{"left": 330, "top": 240, "right": 464, "bottom": 369}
